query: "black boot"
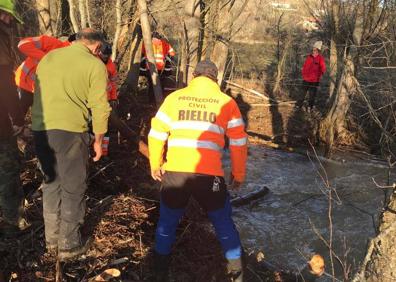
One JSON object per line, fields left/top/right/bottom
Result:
{"left": 153, "top": 252, "right": 170, "bottom": 282}
{"left": 227, "top": 257, "right": 244, "bottom": 282}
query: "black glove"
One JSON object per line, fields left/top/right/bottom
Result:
{"left": 109, "top": 100, "right": 118, "bottom": 110}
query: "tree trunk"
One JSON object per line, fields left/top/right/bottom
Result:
{"left": 328, "top": 0, "right": 340, "bottom": 99}
{"left": 85, "top": 0, "right": 91, "bottom": 27}
{"left": 35, "top": 0, "right": 59, "bottom": 35}
{"left": 319, "top": 55, "right": 356, "bottom": 157}
{"left": 328, "top": 37, "right": 338, "bottom": 98}
{"left": 184, "top": 0, "right": 202, "bottom": 82}
{"left": 353, "top": 192, "right": 396, "bottom": 282}
{"left": 137, "top": 0, "right": 163, "bottom": 106}
{"left": 78, "top": 0, "right": 87, "bottom": 28}
{"left": 124, "top": 22, "right": 143, "bottom": 94}
{"left": 273, "top": 35, "right": 292, "bottom": 94}
{"left": 111, "top": 0, "right": 122, "bottom": 61}
{"left": 67, "top": 0, "right": 80, "bottom": 32}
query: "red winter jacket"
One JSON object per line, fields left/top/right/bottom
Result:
{"left": 302, "top": 54, "right": 326, "bottom": 83}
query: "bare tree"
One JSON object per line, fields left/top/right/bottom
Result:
{"left": 138, "top": 0, "right": 163, "bottom": 106}
{"left": 67, "top": 0, "right": 80, "bottom": 32}
{"left": 35, "top": 0, "right": 61, "bottom": 35}
{"left": 78, "top": 0, "right": 87, "bottom": 28}
{"left": 111, "top": 0, "right": 122, "bottom": 61}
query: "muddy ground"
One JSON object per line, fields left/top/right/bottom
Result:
{"left": 0, "top": 81, "right": 311, "bottom": 282}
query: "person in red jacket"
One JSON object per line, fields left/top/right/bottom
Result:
{"left": 15, "top": 35, "right": 70, "bottom": 117}
{"left": 16, "top": 35, "right": 118, "bottom": 118}
{"left": 98, "top": 41, "right": 118, "bottom": 107}
{"left": 297, "top": 41, "right": 326, "bottom": 111}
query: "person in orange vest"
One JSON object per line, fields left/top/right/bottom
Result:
{"left": 15, "top": 35, "right": 70, "bottom": 117}
{"left": 16, "top": 35, "right": 118, "bottom": 118}
{"left": 140, "top": 32, "right": 175, "bottom": 104}
{"left": 148, "top": 60, "right": 247, "bottom": 282}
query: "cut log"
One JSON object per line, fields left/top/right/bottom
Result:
{"left": 231, "top": 186, "right": 269, "bottom": 207}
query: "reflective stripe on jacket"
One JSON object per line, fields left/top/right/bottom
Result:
{"left": 301, "top": 54, "right": 326, "bottom": 83}
{"left": 15, "top": 35, "right": 69, "bottom": 92}
{"left": 148, "top": 76, "right": 248, "bottom": 182}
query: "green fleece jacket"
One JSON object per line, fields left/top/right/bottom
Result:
{"left": 32, "top": 42, "right": 111, "bottom": 134}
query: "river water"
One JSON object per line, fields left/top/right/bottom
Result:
{"left": 227, "top": 146, "right": 394, "bottom": 280}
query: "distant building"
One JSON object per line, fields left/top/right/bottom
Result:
{"left": 271, "top": 2, "right": 297, "bottom": 11}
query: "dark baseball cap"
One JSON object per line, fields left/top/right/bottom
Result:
{"left": 193, "top": 60, "right": 218, "bottom": 80}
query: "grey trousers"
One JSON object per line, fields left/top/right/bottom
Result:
{"left": 0, "top": 136, "right": 24, "bottom": 225}
{"left": 34, "top": 130, "right": 89, "bottom": 250}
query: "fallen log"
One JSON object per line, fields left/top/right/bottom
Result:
{"left": 231, "top": 186, "right": 269, "bottom": 207}
{"left": 225, "top": 80, "right": 271, "bottom": 100}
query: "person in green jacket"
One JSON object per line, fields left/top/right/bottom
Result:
{"left": 32, "top": 28, "right": 111, "bottom": 261}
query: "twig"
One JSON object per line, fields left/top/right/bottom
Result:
{"left": 55, "top": 260, "right": 62, "bottom": 282}
{"left": 88, "top": 162, "right": 114, "bottom": 181}
{"left": 372, "top": 177, "right": 395, "bottom": 189}
{"left": 134, "top": 196, "right": 160, "bottom": 203}
{"left": 139, "top": 233, "right": 143, "bottom": 257}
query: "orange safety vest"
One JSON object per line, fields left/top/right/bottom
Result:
{"left": 141, "top": 37, "right": 175, "bottom": 72}
{"left": 148, "top": 76, "right": 248, "bottom": 182}
{"left": 15, "top": 35, "right": 69, "bottom": 93}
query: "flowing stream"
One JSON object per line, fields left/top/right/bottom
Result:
{"left": 226, "top": 145, "right": 394, "bottom": 280}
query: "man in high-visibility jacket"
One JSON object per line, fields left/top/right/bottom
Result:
{"left": 140, "top": 32, "right": 175, "bottom": 104}
{"left": 15, "top": 35, "right": 118, "bottom": 118}
{"left": 148, "top": 60, "right": 247, "bottom": 282}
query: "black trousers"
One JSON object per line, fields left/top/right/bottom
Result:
{"left": 297, "top": 81, "right": 319, "bottom": 109}
{"left": 0, "top": 136, "right": 24, "bottom": 225}
{"left": 161, "top": 171, "right": 227, "bottom": 211}
{"left": 34, "top": 130, "right": 89, "bottom": 250}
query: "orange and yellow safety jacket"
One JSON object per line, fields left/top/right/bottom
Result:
{"left": 15, "top": 35, "right": 69, "bottom": 93}
{"left": 15, "top": 35, "right": 118, "bottom": 100}
{"left": 148, "top": 76, "right": 248, "bottom": 182}
{"left": 141, "top": 37, "right": 175, "bottom": 72}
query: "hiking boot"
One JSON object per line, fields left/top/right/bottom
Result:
{"left": 153, "top": 252, "right": 170, "bottom": 282}
{"left": 58, "top": 238, "right": 92, "bottom": 262}
{"left": 227, "top": 257, "right": 244, "bottom": 282}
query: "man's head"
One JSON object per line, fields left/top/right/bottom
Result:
{"left": 75, "top": 28, "right": 104, "bottom": 55}
{"left": 0, "top": 0, "right": 22, "bottom": 25}
{"left": 99, "top": 41, "right": 112, "bottom": 63}
{"left": 193, "top": 60, "right": 218, "bottom": 82}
